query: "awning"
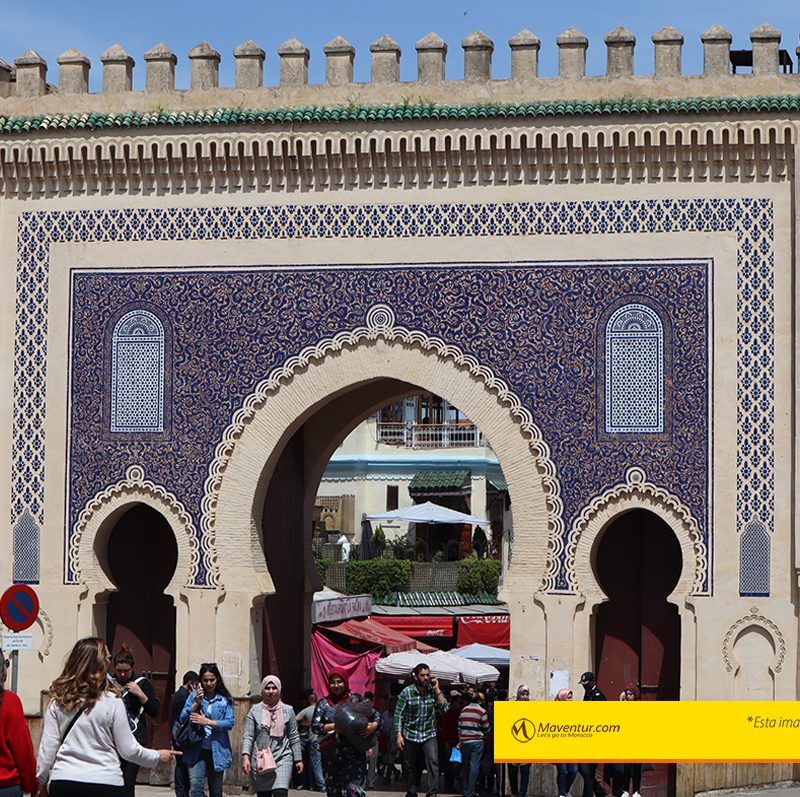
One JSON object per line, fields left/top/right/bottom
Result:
{"left": 456, "top": 614, "right": 510, "bottom": 648}
{"left": 372, "top": 614, "right": 454, "bottom": 639}
{"left": 367, "top": 502, "right": 488, "bottom": 526}
{"left": 409, "top": 470, "right": 471, "bottom": 497}
{"left": 318, "top": 617, "right": 435, "bottom": 654}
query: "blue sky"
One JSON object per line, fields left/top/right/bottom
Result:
{"left": 2, "top": 0, "right": 797, "bottom": 93}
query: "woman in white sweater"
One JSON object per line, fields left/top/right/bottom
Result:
{"left": 36, "top": 637, "right": 179, "bottom": 797}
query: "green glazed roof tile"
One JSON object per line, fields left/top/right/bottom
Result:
{"left": 377, "top": 590, "right": 505, "bottom": 607}
{"left": 409, "top": 469, "right": 471, "bottom": 492}
{"left": 0, "top": 95, "right": 798, "bottom": 137}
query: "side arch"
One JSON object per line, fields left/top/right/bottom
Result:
{"left": 72, "top": 464, "right": 199, "bottom": 596}
{"left": 567, "top": 466, "right": 706, "bottom": 602}
{"left": 206, "top": 304, "right": 560, "bottom": 597}
{"left": 723, "top": 608, "right": 785, "bottom": 675}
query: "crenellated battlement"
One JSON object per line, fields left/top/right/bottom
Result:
{"left": 0, "top": 24, "right": 798, "bottom": 116}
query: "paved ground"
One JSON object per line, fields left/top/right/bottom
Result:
{"left": 138, "top": 786, "right": 800, "bottom": 797}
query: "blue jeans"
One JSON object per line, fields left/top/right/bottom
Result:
{"left": 188, "top": 749, "right": 225, "bottom": 797}
{"left": 557, "top": 764, "right": 579, "bottom": 796}
{"left": 460, "top": 740, "right": 484, "bottom": 797}
{"left": 302, "top": 736, "right": 326, "bottom": 790}
{"left": 0, "top": 786, "right": 23, "bottom": 797}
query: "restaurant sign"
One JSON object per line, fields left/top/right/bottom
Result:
{"left": 312, "top": 594, "right": 372, "bottom": 624}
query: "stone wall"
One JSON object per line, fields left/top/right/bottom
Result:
{"left": 0, "top": 23, "right": 797, "bottom": 116}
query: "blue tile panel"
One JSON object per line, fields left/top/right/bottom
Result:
{"left": 11, "top": 198, "right": 773, "bottom": 593}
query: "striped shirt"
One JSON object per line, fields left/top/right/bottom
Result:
{"left": 458, "top": 703, "right": 489, "bottom": 742}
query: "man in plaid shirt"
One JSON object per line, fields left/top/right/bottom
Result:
{"left": 394, "top": 663, "right": 450, "bottom": 797}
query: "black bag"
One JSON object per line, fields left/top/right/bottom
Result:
{"left": 171, "top": 714, "right": 204, "bottom": 749}
{"left": 334, "top": 700, "right": 376, "bottom": 753}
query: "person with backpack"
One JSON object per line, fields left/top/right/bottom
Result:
{"left": 170, "top": 671, "right": 199, "bottom": 797}
{"left": 111, "top": 645, "right": 160, "bottom": 797}
{"left": 36, "top": 637, "right": 179, "bottom": 797}
{"left": 242, "top": 675, "right": 303, "bottom": 797}
{"left": 179, "top": 662, "right": 235, "bottom": 797}
{"left": 0, "top": 646, "right": 37, "bottom": 796}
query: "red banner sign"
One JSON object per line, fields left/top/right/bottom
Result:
{"left": 456, "top": 615, "right": 510, "bottom": 648}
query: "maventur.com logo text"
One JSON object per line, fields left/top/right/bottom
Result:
{"left": 512, "top": 719, "right": 621, "bottom": 740}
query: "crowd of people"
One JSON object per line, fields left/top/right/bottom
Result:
{"left": 0, "top": 639, "right": 644, "bottom": 797}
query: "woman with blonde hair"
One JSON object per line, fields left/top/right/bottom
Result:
{"left": 36, "top": 637, "right": 179, "bottom": 797}
{"left": 0, "top": 646, "right": 37, "bottom": 796}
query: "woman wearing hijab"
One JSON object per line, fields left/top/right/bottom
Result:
{"left": 242, "top": 676, "right": 303, "bottom": 797}
{"left": 553, "top": 688, "right": 578, "bottom": 797}
{"left": 607, "top": 685, "right": 642, "bottom": 797}
{"left": 311, "top": 672, "right": 379, "bottom": 797}
{"left": 507, "top": 685, "right": 531, "bottom": 797}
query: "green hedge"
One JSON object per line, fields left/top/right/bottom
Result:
{"left": 346, "top": 558, "right": 412, "bottom": 599}
{"left": 458, "top": 556, "right": 501, "bottom": 595}
{"left": 314, "top": 555, "right": 328, "bottom": 584}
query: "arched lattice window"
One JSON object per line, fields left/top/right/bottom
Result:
{"left": 110, "top": 310, "right": 165, "bottom": 433}
{"left": 739, "top": 520, "right": 770, "bottom": 596}
{"left": 605, "top": 303, "right": 664, "bottom": 434}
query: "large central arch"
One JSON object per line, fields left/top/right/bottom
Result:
{"left": 207, "top": 305, "right": 559, "bottom": 690}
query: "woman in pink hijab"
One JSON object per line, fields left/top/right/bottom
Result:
{"left": 507, "top": 685, "right": 532, "bottom": 797}
{"left": 554, "top": 687, "right": 578, "bottom": 797}
{"left": 242, "top": 675, "right": 303, "bottom": 797}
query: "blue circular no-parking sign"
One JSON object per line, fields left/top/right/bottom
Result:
{"left": 0, "top": 584, "right": 39, "bottom": 632}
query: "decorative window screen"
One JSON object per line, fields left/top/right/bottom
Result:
{"left": 739, "top": 520, "right": 770, "bottom": 596}
{"left": 605, "top": 303, "right": 664, "bottom": 434}
{"left": 12, "top": 510, "right": 40, "bottom": 583}
{"left": 110, "top": 310, "right": 165, "bottom": 433}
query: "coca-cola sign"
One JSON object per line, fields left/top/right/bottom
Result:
{"left": 457, "top": 614, "right": 511, "bottom": 647}
{"left": 460, "top": 615, "right": 510, "bottom": 625}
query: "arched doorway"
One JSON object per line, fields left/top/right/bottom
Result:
{"left": 211, "top": 335, "right": 553, "bottom": 696}
{"left": 594, "top": 509, "right": 682, "bottom": 797}
{"left": 106, "top": 504, "right": 178, "bottom": 748}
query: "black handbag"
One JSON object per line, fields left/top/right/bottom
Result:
{"left": 171, "top": 714, "right": 204, "bottom": 749}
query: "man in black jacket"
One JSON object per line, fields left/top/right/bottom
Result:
{"left": 578, "top": 672, "right": 607, "bottom": 797}
{"left": 170, "top": 670, "right": 199, "bottom": 797}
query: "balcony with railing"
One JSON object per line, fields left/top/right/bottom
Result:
{"left": 376, "top": 421, "right": 486, "bottom": 448}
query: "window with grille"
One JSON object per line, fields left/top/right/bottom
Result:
{"left": 605, "top": 303, "right": 664, "bottom": 434}
{"left": 739, "top": 520, "right": 770, "bottom": 596}
{"left": 110, "top": 310, "right": 166, "bottom": 433}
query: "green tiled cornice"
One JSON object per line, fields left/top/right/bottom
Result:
{"left": 0, "top": 94, "right": 798, "bottom": 135}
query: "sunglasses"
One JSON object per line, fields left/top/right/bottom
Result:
{"left": 201, "top": 662, "right": 217, "bottom": 668}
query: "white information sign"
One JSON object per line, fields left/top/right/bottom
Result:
{"left": 312, "top": 594, "right": 372, "bottom": 624}
{"left": 2, "top": 632, "right": 33, "bottom": 651}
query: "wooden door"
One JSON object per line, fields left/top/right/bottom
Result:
{"left": 106, "top": 504, "right": 178, "bottom": 749}
{"left": 594, "top": 509, "right": 682, "bottom": 797}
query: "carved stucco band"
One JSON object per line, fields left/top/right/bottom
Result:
{"left": 201, "top": 303, "right": 566, "bottom": 590}
{"left": 722, "top": 606, "right": 786, "bottom": 673}
{"left": 565, "top": 466, "right": 708, "bottom": 595}
{"left": 70, "top": 464, "right": 203, "bottom": 587}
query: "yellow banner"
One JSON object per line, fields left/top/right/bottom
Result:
{"left": 494, "top": 701, "right": 800, "bottom": 763}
